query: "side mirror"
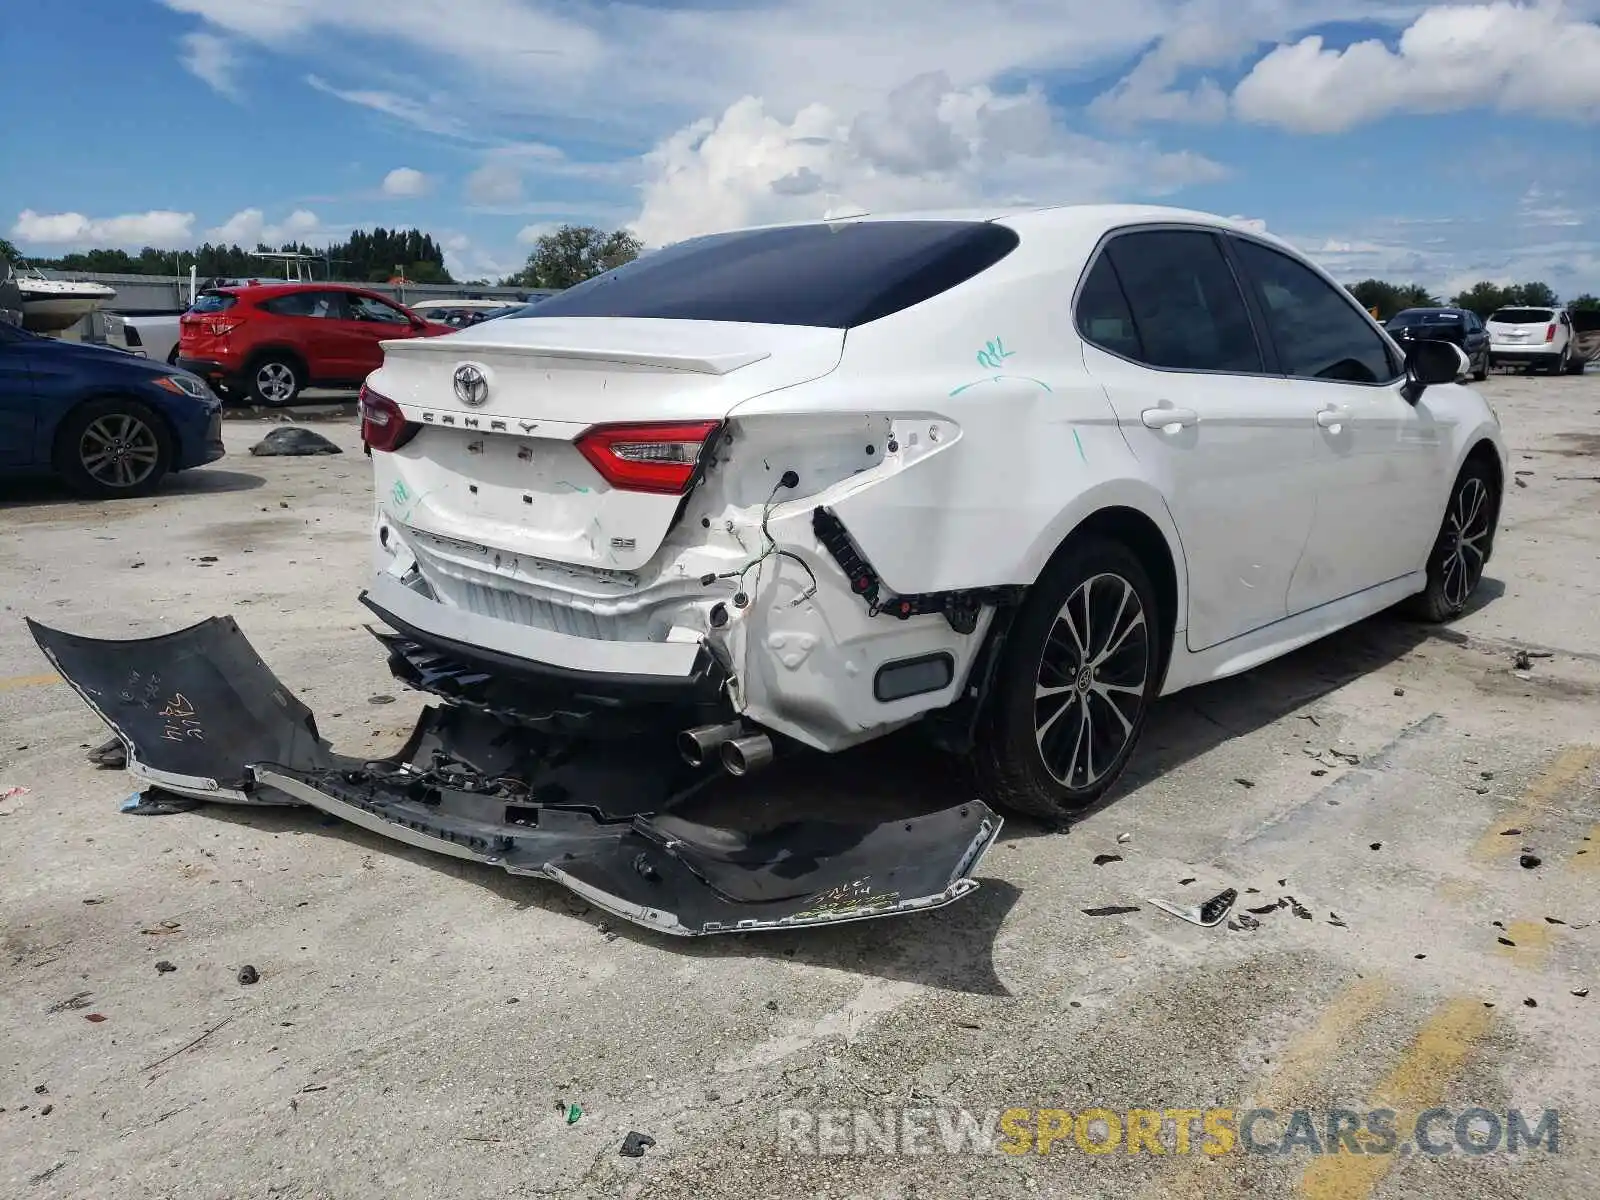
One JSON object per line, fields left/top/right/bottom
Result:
{"left": 1401, "top": 340, "right": 1467, "bottom": 404}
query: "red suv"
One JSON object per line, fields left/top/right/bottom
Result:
{"left": 178, "top": 283, "right": 450, "bottom": 405}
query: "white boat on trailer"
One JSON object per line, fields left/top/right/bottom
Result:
{"left": 15, "top": 264, "right": 117, "bottom": 333}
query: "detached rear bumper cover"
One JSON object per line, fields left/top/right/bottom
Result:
{"left": 28, "top": 616, "right": 999, "bottom": 937}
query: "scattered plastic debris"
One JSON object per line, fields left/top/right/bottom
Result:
{"left": 1149, "top": 888, "right": 1237, "bottom": 928}
{"left": 620, "top": 1131, "right": 656, "bottom": 1157}
{"left": 1514, "top": 650, "right": 1533, "bottom": 671}
{"left": 1092, "top": 854, "right": 1123, "bottom": 867}
{"left": 238, "top": 965, "right": 260, "bottom": 986}
{"left": 368, "top": 694, "right": 395, "bottom": 705}
{"left": 87, "top": 737, "right": 126, "bottom": 769}
{"left": 0, "top": 785, "right": 28, "bottom": 801}
{"left": 1521, "top": 854, "right": 1542, "bottom": 870}
{"left": 1246, "top": 904, "right": 1279, "bottom": 915}
{"left": 1328, "top": 912, "right": 1347, "bottom": 928}
{"left": 249, "top": 428, "right": 343, "bottom": 457}
{"left": 765, "top": 1000, "right": 779, "bottom": 1012}
{"left": 1081, "top": 905, "right": 1140, "bottom": 917}
{"left": 1234, "top": 778, "right": 1255, "bottom": 789}
{"left": 1498, "top": 937, "right": 1516, "bottom": 947}
{"left": 140, "top": 921, "right": 181, "bottom": 936}
{"left": 155, "top": 961, "right": 176, "bottom": 974}
{"left": 1370, "top": 842, "right": 1383, "bottom": 851}
{"left": 1546, "top": 917, "right": 1567, "bottom": 926}
{"left": 1501, "top": 829, "right": 1522, "bottom": 836}
{"left": 1573, "top": 989, "right": 1589, "bottom": 998}
{"left": 1116, "top": 833, "right": 1132, "bottom": 844}
{"left": 84, "top": 1013, "right": 107, "bottom": 1023}
{"left": 1394, "top": 687, "right": 1406, "bottom": 697}
{"left": 565, "top": 1103, "right": 583, "bottom": 1125}
{"left": 46, "top": 992, "right": 92, "bottom": 1013}
{"left": 120, "top": 790, "right": 201, "bottom": 817}
{"left": 1524, "top": 998, "right": 1538, "bottom": 1008}
{"left": 1178, "top": 877, "right": 1196, "bottom": 886}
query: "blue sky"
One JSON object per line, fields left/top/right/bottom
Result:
{"left": 3, "top": 0, "right": 1598, "bottom": 293}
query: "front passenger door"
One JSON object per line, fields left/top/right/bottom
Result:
{"left": 1227, "top": 236, "right": 1450, "bottom": 610}
{"left": 341, "top": 293, "right": 419, "bottom": 378}
{"left": 1078, "top": 228, "right": 1322, "bottom": 652}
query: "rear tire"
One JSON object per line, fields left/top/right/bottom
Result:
{"left": 1548, "top": 346, "right": 1570, "bottom": 376}
{"left": 1473, "top": 350, "right": 1488, "bottom": 382}
{"left": 970, "top": 538, "right": 1162, "bottom": 820}
{"left": 248, "top": 355, "right": 303, "bottom": 406}
{"left": 55, "top": 398, "right": 173, "bottom": 499}
{"left": 1565, "top": 350, "right": 1586, "bottom": 375}
{"left": 1404, "top": 459, "right": 1498, "bottom": 623}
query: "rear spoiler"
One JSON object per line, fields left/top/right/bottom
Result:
{"left": 383, "top": 335, "right": 771, "bottom": 376}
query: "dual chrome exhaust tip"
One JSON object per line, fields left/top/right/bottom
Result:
{"left": 678, "top": 722, "right": 774, "bottom": 777}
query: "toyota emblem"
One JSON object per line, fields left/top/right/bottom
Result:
{"left": 453, "top": 364, "right": 489, "bottom": 407}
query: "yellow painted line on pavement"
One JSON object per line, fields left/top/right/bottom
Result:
{"left": 1471, "top": 745, "right": 1597, "bottom": 861}
{"left": 0, "top": 672, "right": 61, "bottom": 692}
{"left": 1145, "top": 977, "right": 1391, "bottom": 1200}
{"left": 1299, "top": 996, "right": 1493, "bottom": 1200}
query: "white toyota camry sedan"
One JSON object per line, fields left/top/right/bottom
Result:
{"left": 357, "top": 204, "right": 1507, "bottom": 820}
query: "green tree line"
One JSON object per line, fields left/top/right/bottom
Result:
{"left": 1347, "top": 277, "right": 1600, "bottom": 319}
{"left": 1, "top": 228, "right": 453, "bottom": 284}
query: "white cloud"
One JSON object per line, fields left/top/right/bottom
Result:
{"left": 206, "top": 208, "right": 324, "bottom": 246}
{"left": 465, "top": 161, "right": 524, "bottom": 206}
{"left": 11, "top": 209, "right": 196, "bottom": 248}
{"left": 1233, "top": 3, "right": 1600, "bottom": 133}
{"left": 516, "top": 223, "right": 556, "bottom": 246}
{"left": 306, "top": 75, "right": 477, "bottom": 140}
{"left": 382, "top": 167, "right": 431, "bottom": 197}
{"left": 180, "top": 31, "right": 241, "bottom": 100}
{"left": 632, "top": 75, "right": 1226, "bottom": 246}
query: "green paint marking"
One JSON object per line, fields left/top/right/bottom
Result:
{"left": 1073, "top": 428, "right": 1086, "bottom": 462}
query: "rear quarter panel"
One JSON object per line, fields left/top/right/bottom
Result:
{"left": 736, "top": 219, "right": 1187, "bottom": 607}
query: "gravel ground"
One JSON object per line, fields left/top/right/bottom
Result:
{"left": 2, "top": 368, "right": 1598, "bottom": 1199}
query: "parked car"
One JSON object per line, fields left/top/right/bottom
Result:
{"left": 347, "top": 205, "right": 1507, "bottom": 818}
{"left": 1385, "top": 307, "right": 1489, "bottom": 380}
{"left": 104, "top": 311, "right": 183, "bottom": 365}
{"left": 0, "top": 320, "right": 223, "bottom": 497}
{"left": 1486, "top": 305, "right": 1584, "bottom": 374}
{"left": 178, "top": 283, "right": 451, "bottom": 405}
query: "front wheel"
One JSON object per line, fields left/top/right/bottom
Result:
{"left": 1405, "top": 460, "right": 1498, "bottom": 622}
{"left": 970, "top": 539, "right": 1162, "bottom": 820}
{"left": 55, "top": 398, "right": 173, "bottom": 499}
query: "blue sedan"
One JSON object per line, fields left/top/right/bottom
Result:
{"left": 0, "top": 322, "right": 225, "bottom": 497}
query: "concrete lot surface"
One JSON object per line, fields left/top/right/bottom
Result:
{"left": 2, "top": 371, "right": 1599, "bottom": 1199}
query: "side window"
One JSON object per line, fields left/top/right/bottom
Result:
{"left": 1075, "top": 253, "right": 1143, "bottom": 360}
{"left": 261, "top": 291, "right": 339, "bottom": 318}
{"left": 1103, "top": 230, "right": 1263, "bottom": 373}
{"left": 1230, "top": 239, "right": 1400, "bottom": 383}
{"left": 347, "top": 294, "right": 411, "bottom": 324}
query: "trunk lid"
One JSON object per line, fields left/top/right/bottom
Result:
{"left": 1487, "top": 308, "right": 1556, "bottom": 343}
{"left": 368, "top": 317, "right": 844, "bottom": 572}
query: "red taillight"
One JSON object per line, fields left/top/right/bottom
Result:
{"left": 574, "top": 420, "right": 721, "bottom": 494}
{"left": 1546, "top": 324, "right": 1557, "bottom": 343}
{"left": 360, "top": 385, "right": 418, "bottom": 453}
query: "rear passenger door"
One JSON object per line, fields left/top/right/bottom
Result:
{"left": 1077, "top": 227, "right": 1321, "bottom": 652}
{"left": 258, "top": 290, "right": 350, "bottom": 383}
{"left": 1226, "top": 235, "right": 1449, "bottom": 609}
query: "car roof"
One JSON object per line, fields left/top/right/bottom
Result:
{"left": 1394, "top": 307, "right": 1462, "bottom": 315}
{"left": 682, "top": 203, "right": 1305, "bottom": 258}
{"left": 208, "top": 281, "right": 386, "bottom": 297}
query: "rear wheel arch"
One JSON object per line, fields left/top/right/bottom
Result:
{"left": 1034, "top": 505, "right": 1181, "bottom": 686}
{"left": 245, "top": 344, "right": 310, "bottom": 380}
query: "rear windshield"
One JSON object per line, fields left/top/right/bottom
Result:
{"left": 517, "top": 221, "right": 1021, "bottom": 328}
{"left": 1489, "top": 308, "right": 1554, "bottom": 324}
{"left": 189, "top": 293, "right": 237, "bottom": 314}
{"left": 1389, "top": 311, "right": 1462, "bottom": 327}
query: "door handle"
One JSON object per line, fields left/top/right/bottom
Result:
{"left": 1316, "top": 406, "right": 1351, "bottom": 429}
{"left": 1141, "top": 407, "right": 1199, "bottom": 430}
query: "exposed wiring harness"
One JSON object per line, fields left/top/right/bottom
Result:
{"left": 699, "top": 471, "right": 819, "bottom": 608}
